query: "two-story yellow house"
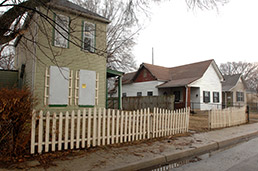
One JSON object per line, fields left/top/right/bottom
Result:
{"left": 15, "top": 0, "right": 110, "bottom": 111}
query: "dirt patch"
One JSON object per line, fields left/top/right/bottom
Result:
{"left": 0, "top": 133, "right": 192, "bottom": 170}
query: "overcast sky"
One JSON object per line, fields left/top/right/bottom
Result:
{"left": 133, "top": 0, "right": 258, "bottom": 68}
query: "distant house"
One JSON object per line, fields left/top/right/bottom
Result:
{"left": 222, "top": 74, "right": 247, "bottom": 108}
{"left": 14, "top": 0, "right": 110, "bottom": 111}
{"left": 121, "top": 59, "right": 224, "bottom": 111}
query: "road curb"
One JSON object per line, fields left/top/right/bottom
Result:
{"left": 111, "top": 130, "right": 258, "bottom": 171}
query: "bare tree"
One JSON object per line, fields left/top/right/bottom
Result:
{"left": 186, "top": 0, "right": 228, "bottom": 10}
{"left": 0, "top": 45, "right": 15, "bottom": 69}
{"left": 220, "top": 61, "right": 258, "bottom": 91}
{"left": 0, "top": 0, "right": 229, "bottom": 71}
{"left": 74, "top": 0, "right": 229, "bottom": 72}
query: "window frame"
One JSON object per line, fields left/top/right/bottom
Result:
{"left": 203, "top": 91, "right": 210, "bottom": 103}
{"left": 236, "top": 91, "right": 244, "bottom": 102}
{"left": 53, "top": 14, "right": 69, "bottom": 48}
{"left": 137, "top": 92, "right": 142, "bottom": 97}
{"left": 213, "top": 92, "right": 220, "bottom": 103}
{"left": 82, "top": 21, "right": 96, "bottom": 52}
{"left": 147, "top": 91, "right": 153, "bottom": 96}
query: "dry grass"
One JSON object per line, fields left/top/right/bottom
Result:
{"left": 189, "top": 112, "right": 209, "bottom": 132}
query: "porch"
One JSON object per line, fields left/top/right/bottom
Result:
{"left": 158, "top": 86, "right": 201, "bottom": 110}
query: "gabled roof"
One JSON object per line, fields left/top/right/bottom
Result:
{"left": 158, "top": 59, "right": 214, "bottom": 88}
{"left": 123, "top": 59, "right": 221, "bottom": 88}
{"left": 136, "top": 63, "right": 171, "bottom": 81}
{"left": 222, "top": 74, "right": 244, "bottom": 91}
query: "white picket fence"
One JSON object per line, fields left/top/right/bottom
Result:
{"left": 208, "top": 106, "right": 246, "bottom": 129}
{"left": 31, "top": 107, "right": 190, "bottom": 154}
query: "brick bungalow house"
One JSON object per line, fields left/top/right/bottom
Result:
{"left": 121, "top": 59, "right": 224, "bottom": 111}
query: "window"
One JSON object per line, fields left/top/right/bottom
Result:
{"left": 147, "top": 91, "right": 153, "bottom": 96}
{"left": 203, "top": 91, "right": 210, "bottom": 103}
{"left": 174, "top": 91, "right": 180, "bottom": 102}
{"left": 49, "top": 66, "right": 70, "bottom": 106}
{"left": 213, "top": 92, "right": 220, "bottom": 103}
{"left": 122, "top": 93, "right": 127, "bottom": 97}
{"left": 82, "top": 21, "right": 95, "bottom": 52}
{"left": 236, "top": 91, "right": 244, "bottom": 102}
{"left": 137, "top": 92, "right": 142, "bottom": 96}
{"left": 54, "top": 14, "right": 69, "bottom": 48}
{"left": 78, "top": 70, "right": 96, "bottom": 106}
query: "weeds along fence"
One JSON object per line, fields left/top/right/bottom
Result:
{"left": 208, "top": 106, "right": 246, "bottom": 129}
{"left": 31, "top": 107, "right": 190, "bottom": 154}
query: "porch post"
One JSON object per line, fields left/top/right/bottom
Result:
{"left": 185, "top": 87, "right": 188, "bottom": 108}
{"left": 187, "top": 87, "right": 191, "bottom": 108}
{"left": 118, "top": 76, "right": 122, "bottom": 110}
{"left": 106, "top": 77, "right": 108, "bottom": 109}
{"left": 185, "top": 86, "right": 191, "bottom": 108}
{"left": 224, "top": 92, "right": 227, "bottom": 108}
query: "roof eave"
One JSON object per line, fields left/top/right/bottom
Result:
{"left": 211, "top": 60, "right": 224, "bottom": 81}
{"left": 48, "top": 3, "right": 111, "bottom": 24}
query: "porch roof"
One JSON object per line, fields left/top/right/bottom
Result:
{"left": 157, "top": 77, "right": 199, "bottom": 88}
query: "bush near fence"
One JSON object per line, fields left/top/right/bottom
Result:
{"left": 0, "top": 88, "right": 35, "bottom": 158}
{"left": 208, "top": 106, "right": 247, "bottom": 129}
{"left": 31, "top": 107, "right": 190, "bottom": 154}
{"left": 108, "top": 95, "right": 175, "bottom": 111}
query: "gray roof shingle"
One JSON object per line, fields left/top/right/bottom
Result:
{"left": 222, "top": 74, "right": 241, "bottom": 91}
{"left": 50, "top": 0, "right": 110, "bottom": 22}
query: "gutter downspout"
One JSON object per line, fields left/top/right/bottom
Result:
{"left": 118, "top": 76, "right": 122, "bottom": 110}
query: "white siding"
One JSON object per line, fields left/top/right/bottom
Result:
{"left": 122, "top": 81, "right": 165, "bottom": 97}
{"left": 190, "top": 64, "right": 222, "bottom": 110}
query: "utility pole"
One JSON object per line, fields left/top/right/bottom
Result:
{"left": 152, "top": 47, "right": 154, "bottom": 65}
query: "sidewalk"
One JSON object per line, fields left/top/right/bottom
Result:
{"left": 4, "top": 123, "right": 258, "bottom": 171}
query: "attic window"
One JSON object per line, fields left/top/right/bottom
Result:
{"left": 82, "top": 21, "right": 95, "bottom": 52}
{"left": 143, "top": 70, "right": 147, "bottom": 78}
{"left": 54, "top": 14, "right": 69, "bottom": 48}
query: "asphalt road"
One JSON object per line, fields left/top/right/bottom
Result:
{"left": 170, "top": 136, "right": 258, "bottom": 171}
